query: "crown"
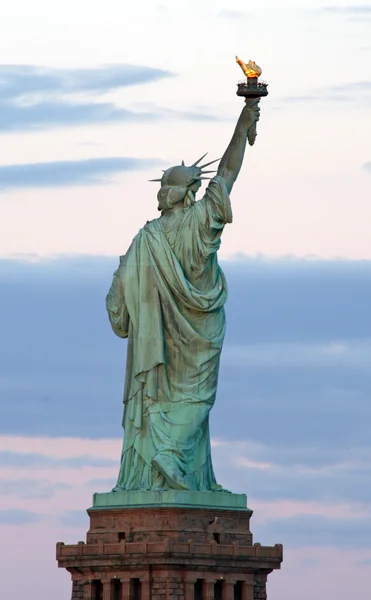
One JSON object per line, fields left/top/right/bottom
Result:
{"left": 149, "top": 153, "right": 220, "bottom": 187}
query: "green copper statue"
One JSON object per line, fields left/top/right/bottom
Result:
{"left": 106, "top": 88, "right": 261, "bottom": 492}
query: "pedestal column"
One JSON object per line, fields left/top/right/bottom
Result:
{"left": 243, "top": 577, "right": 254, "bottom": 600}
{"left": 224, "top": 580, "right": 235, "bottom": 600}
{"left": 102, "top": 579, "right": 112, "bottom": 600}
{"left": 141, "top": 577, "right": 150, "bottom": 600}
{"left": 82, "top": 580, "right": 94, "bottom": 600}
{"left": 183, "top": 578, "right": 196, "bottom": 600}
{"left": 204, "top": 579, "right": 216, "bottom": 600}
{"left": 120, "top": 578, "right": 131, "bottom": 600}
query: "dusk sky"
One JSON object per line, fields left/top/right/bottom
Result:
{"left": 1, "top": 1, "right": 371, "bottom": 599}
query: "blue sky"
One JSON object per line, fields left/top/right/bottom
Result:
{"left": 0, "top": 1, "right": 371, "bottom": 599}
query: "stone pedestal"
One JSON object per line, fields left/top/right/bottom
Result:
{"left": 57, "top": 493, "right": 282, "bottom": 600}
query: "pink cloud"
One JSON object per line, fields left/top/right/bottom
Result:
{"left": 250, "top": 498, "right": 371, "bottom": 522}
{"left": 270, "top": 547, "right": 371, "bottom": 600}
{"left": 0, "top": 435, "right": 121, "bottom": 459}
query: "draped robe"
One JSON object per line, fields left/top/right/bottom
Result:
{"left": 106, "top": 176, "right": 232, "bottom": 491}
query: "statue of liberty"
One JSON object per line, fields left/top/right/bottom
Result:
{"left": 106, "top": 95, "right": 261, "bottom": 492}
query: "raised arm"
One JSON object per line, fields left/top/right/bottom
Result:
{"left": 217, "top": 98, "right": 260, "bottom": 194}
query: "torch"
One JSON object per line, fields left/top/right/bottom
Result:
{"left": 235, "top": 56, "right": 268, "bottom": 146}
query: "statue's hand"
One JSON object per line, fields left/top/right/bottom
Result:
{"left": 242, "top": 99, "right": 261, "bottom": 146}
{"left": 243, "top": 98, "right": 260, "bottom": 125}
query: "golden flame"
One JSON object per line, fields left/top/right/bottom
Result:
{"left": 236, "top": 56, "right": 262, "bottom": 79}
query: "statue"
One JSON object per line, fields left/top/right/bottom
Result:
{"left": 106, "top": 59, "right": 265, "bottom": 493}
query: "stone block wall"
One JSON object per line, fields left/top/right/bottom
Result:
{"left": 152, "top": 577, "right": 184, "bottom": 600}
{"left": 57, "top": 506, "right": 281, "bottom": 600}
{"left": 71, "top": 580, "right": 84, "bottom": 600}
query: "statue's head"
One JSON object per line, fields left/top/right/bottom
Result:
{"left": 149, "top": 154, "right": 219, "bottom": 212}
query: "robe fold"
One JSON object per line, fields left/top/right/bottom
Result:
{"left": 106, "top": 176, "right": 232, "bottom": 490}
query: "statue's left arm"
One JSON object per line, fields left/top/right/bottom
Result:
{"left": 217, "top": 98, "right": 260, "bottom": 194}
{"left": 106, "top": 257, "right": 129, "bottom": 338}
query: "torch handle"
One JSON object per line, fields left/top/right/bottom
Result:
{"left": 244, "top": 97, "right": 260, "bottom": 146}
{"left": 247, "top": 121, "right": 257, "bottom": 146}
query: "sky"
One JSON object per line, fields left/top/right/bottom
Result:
{"left": 0, "top": 0, "right": 371, "bottom": 599}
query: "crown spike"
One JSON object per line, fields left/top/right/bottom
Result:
{"left": 148, "top": 178, "right": 162, "bottom": 182}
{"left": 181, "top": 160, "right": 185, "bottom": 166}
{"left": 199, "top": 157, "right": 221, "bottom": 169}
{"left": 191, "top": 152, "right": 208, "bottom": 167}
{"left": 199, "top": 176, "right": 212, "bottom": 180}
{"left": 200, "top": 170, "right": 217, "bottom": 174}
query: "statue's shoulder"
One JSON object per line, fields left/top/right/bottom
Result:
{"left": 123, "top": 218, "right": 162, "bottom": 260}
{"left": 143, "top": 216, "right": 162, "bottom": 232}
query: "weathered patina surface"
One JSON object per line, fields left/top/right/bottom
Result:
{"left": 106, "top": 98, "right": 260, "bottom": 492}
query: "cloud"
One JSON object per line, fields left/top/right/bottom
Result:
{"left": 59, "top": 510, "right": 90, "bottom": 528}
{"left": 0, "top": 64, "right": 174, "bottom": 102}
{"left": 255, "top": 514, "right": 371, "bottom": 548}
{"left": 86, "top": 478, "right": 116, "bottom": 489}
{"left": 0, "top": 157, "right": 162, "bottom": 190}
{"left": 281, "top": 81, "right": 371, "bottom": 106}
{"left": 215, "top": 361, "right": 371, "bottom": 449}
{"left": 225, "top": 440, "right": 371, "bottom": 470}
{"left": 0, "top": 451, "right": 118, "bottom": 469}
{"left": 0, "top": 100, "right": 220, "bottom": 133}
{"left": 0, "top": 479, "right": 70, "bottom": 499}
{"left": 212, "top": 442, "right": 371, "bottom": 503}
{"left": 0, "top": 101, "right": 161, "bottom": 132}
{"left": 328, "top": 82, "right": 371, "bottom": 93}
{"left": 321, "top": 5, "right": 371, "bottom": 15}
{"left": 222, "top": 340, "right": 371, "bottom": 368}
{"left": 218, "top": 9, "right": 251, "bottom": 18}
{"left": 224, "top": 258, "right": 371, "bottom": 344}
{"left": 0, "top": 65, "right": 220, "bottom": 132}
{"left": 0, "top": 434, "right": 120, "bottom": 461}
{"left": 0, "top": 509, "right": 43, "bottom": 525}
{"left": 362, "top": 161, "right": 371, "bottom": 173}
